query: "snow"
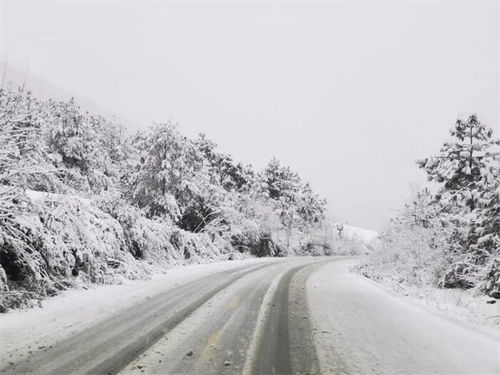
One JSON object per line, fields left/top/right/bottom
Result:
{"left": 338, "top": 223, "right": 378, "bottom": 243}
{"left": 25, "top": 189, "right": 90, "bottom": 204}
{"left": 2, "top": 256, "right": 498, "bottom": 373}
{"left": 0, "top": 257, "right": 277, "bottom": 364}
{"left": 119, "top": 259, "right": 291, "bottom": 374}
{"left": 307, "top": 259, "right": 500, "bottom": 374}
{"left": 356, "top": 263, "right": 500, "bottom": 329}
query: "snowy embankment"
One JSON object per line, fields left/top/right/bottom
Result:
{"left": 0, "top": 189, "right": 236, "bottom": 312}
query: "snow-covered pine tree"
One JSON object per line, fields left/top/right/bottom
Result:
{"left": 472, "top": 153, "right": 500, "bottom": 297}
{"left": 418, "top": 115, "right": 500, "bottom": 293}
{"left": 418, "top": 115, "right": 498, "bottom": 211}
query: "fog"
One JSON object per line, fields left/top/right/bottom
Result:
{"left": 1, "top": 1, "right": 498, "bottom": 229}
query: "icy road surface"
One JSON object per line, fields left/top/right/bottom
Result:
{"left": 1, "top": 257, "right": 499, "bottom": 374}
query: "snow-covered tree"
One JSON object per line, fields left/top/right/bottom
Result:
{"left": 130, "top": 122, "right": 229, "bottom": 232}
{"left": 195, "top": 133, "right": 252, "bottom": 191}
{"left": 45, "top": 99, "right": 125, "bottom": 193}
{"left": 417, "top": 115, "right": 500, "bottom": 293}
{"left": 417, "top": 115, "right": 499, "bottom": 211}
{"left": 296, "top": 182, "right": 327, "bottom": 226}
{"left": 470, "top": 155, "right": 500, "bottom": 297}
{"left": 0, "top": 88, "right": 66, "bottom": 193}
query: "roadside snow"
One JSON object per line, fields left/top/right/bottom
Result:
{"left": 386, "top": 282, "right": 500, "bottom": 329}
{"left": 307, "top": 259, "right": 500, "bottom": 374}
{"left": 354, "top": 263, "right": 500, "bottom": 329}
{"left": 0, "top": 257, "right": 277, "bottom": 364}
{"left": 25, "top": 189, "right": 92, "bottom": 205}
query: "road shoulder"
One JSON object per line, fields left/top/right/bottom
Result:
{"left": 307, "top": 258, "right": 500, "bottom": 374}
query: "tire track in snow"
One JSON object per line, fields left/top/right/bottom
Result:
{"left": 246, "top": 260, "right": 327, "bottom": 375}
{"left": 122, "top": 260, "right": 296, "bottom": 374}
{"left": 0, "top": 262, "right": 276, "bottom": 375}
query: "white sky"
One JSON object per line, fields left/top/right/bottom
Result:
{"left": 1, "top": 1, "right": 498, "bottom": 230}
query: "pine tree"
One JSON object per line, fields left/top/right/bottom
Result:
{"left": 418, "top": 115, "right": 500, "bottom": 293}
{"left": 418, "top": 115, "right": 499, "bottom": 211}
{"left": 472, "top": 156, "right": 500, "bottom": 297}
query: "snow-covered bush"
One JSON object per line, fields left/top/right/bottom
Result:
{"left": 96, "top": 193, "right": 228, "bottom": 265}
{"left": 0, "top": 191, "right": 146, "bottom": 311}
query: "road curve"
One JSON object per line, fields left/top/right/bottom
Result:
{"left": 0, "top": 258, "right": 326, "bottom": 375}
{"left": 1, "top": 256, "right": 499, "bottom": 375}
{"left": 120, "top": 258, "right": 325, "bottom": 374}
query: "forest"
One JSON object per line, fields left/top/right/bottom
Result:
{"left": 0, "top": 87, "right": 331, "bottom": 311}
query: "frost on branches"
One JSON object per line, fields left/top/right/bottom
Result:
{"left": 0, "top": 87, "right": 329, "bottom": 311}
{"left": 360, "top": 115, "right": 500, "bottom": 298}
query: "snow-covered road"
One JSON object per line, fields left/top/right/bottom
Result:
{"left": 1, "top": 257, "right": 498, "bottom": 374}
{"left": 308, "top": 259, "right": 500, "bottom": 374}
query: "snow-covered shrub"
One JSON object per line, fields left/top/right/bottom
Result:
{"left": 96, "top": 193, "right": 231, "bottom": 265}
{"left": 355, "top": 189, "right": 450, "bottom": 289}
{"left": 0, "top": 191, "right": 148, "bottom": 311}
{"left": 170, "top": 229, "right": 226, "bottom": 261}
{"left": 217, "top": 192, "right": 287, "bottom": 257}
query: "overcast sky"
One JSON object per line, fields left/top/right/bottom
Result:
{"left": 1, "top": 1, "right": 498, "bottom": 230}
